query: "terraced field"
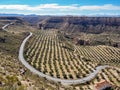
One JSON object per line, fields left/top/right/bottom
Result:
{"left": 24, "top": 30, "right": 120, "bottom": 88}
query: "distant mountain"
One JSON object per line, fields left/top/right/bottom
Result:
{"left": 0, "top": 13, "right": 120, "bottom": 17}
{"left": 0, "top": 14, "right": 41, "bottom": 17}
{"left": 0, "top": 14, "right": 25, "bottom": 17}
{"left": 37, "top": 16, "right": 120, "bottom": 34}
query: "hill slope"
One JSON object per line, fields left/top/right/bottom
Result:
{"left": 37, "top": 16, "right": 120, "bottom": 34}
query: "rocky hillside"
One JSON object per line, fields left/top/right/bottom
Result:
{"left": 37, "top": 16, "right": 120, "bottom": 34}
{"left": 0, "top": 17, "right": 28, "bottom": 30}
{"left": 1, "top": 17, "right": 26, "bottom": 24}
{"left": 23, "top": 16, "right": 50, "bottom": 26}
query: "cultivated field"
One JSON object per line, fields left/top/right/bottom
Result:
{"left": 24, "top": 30, "right": 120, "bottom": 89}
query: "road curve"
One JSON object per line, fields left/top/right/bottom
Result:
{"left": 2, "top": 23, "right": 13, "bottom": 31}
{"left": 18, "top": 32, "right": 110, "bottom": 85}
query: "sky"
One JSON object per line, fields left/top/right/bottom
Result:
{"left": 0, "top": 0, "right": 120, "bottom": 16}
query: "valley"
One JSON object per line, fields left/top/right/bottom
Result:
{"left": 0, "top": 16, "right": 120, "bottom": 90}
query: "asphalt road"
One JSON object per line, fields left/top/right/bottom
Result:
{"left": 18, "top": 32, "right": 110, "bottom": 85}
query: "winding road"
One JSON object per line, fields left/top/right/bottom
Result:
{"left": 2, "top": 23, "right": 13, "bottom": 31}
{"left": 18, "top": 32, "right": 111, "bottom": 85}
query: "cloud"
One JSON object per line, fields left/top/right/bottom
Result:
{"left": 0, "top": 4, "right": 77, "bottom": 11}
{"left": 79, "top": 4, "right": 120, "bottom": 10}
{"left": 0, "top": 4, "right": 120, "bottom": 11}
{"left": 0, "top": 5, "right": 42, "bottom": 11}
{"left": 0, "top": 4, "right": 120, "bottom": 15}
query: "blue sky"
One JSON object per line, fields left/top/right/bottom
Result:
{"left": 0, "top": 0, "right": 120, "bottom": 15}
